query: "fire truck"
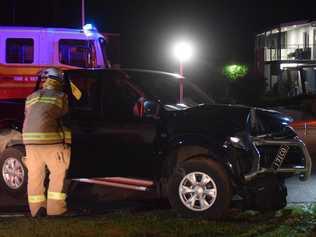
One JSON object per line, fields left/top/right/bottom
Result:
{"left": 0, "top": 24, "right": 110, "bottom": 99}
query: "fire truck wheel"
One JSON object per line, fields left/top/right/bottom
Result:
{"left": 0, "top": 146, "right": 27, "bottom": 197}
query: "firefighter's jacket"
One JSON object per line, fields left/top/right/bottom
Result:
{"left": 22, "top": 88, "right": 71, "bottom": 145}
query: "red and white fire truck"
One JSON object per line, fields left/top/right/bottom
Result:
{"left": 0, "top": 24, "right": 111, "bottom": 99}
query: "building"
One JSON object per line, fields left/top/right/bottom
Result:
{"left": 255, "top": 20, "right": 316, "bottom": 97}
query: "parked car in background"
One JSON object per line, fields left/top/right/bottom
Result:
{"left": 0, "top": 69, "right": 311, "bottom": 219}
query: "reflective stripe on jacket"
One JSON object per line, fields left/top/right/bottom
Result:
{"left": 63, "top": 127, "right": 72, "bottom": 144}
{"left": 22, "top": 88, "right": 71, "bottom": 145}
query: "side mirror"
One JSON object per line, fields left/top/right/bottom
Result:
{"left": 144, "top": 100, "right": 160, "bottom": 118}
{"left": 133, "top": 98, "right": 160, "bottom": 119}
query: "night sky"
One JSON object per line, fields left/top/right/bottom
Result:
{"left": 0, "top": 0, "right": 316, "bottom": 78}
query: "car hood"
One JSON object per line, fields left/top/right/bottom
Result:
{"left": 164, "top": 103, "right": 293, "bottom": 136}
{"left": 254, "top": 107, "right": 293, "bottom": 124}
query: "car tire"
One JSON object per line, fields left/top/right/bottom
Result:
{"left": 167, "top": 158, "right": 232, "bottom": 219}
{"left": 0, "top": 146, "right": 27, "bottom": 197}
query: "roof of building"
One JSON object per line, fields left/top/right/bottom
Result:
{"left": 256, "top": 20, "right": 316, "bottom": 36}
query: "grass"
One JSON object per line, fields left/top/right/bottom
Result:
{"left": 0, "top": 204, "right": 316, "bottom": 237}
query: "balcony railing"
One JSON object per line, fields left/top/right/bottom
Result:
{"left": 264, "top": 44, "right": 316, "bottom": 61}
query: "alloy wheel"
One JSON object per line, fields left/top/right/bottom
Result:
{"left": 178, "top": 171, "right": 217, "bottom": 211}
{"left": 2, "top": 157, "right": 25, "bottom": 190}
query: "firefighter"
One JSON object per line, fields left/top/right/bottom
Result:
{"left": 22, "top": 67, "right": 71, "bottom": 217}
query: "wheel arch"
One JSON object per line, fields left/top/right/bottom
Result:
{"left": 158, "top": 134, "right": 237, "bottom": 196}
{"left": 0, "top": 128, "right": 23, "bottom": 154}
{"left": 166, "top": 155, "right": 233, "bottom": 219}
{"left": 5, "top": 140, "right": 24, "bottom": 149}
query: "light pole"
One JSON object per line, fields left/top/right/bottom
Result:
{"left": 173, "top": 41, "right": 193, "bottom": 104}
{"left": 81, "top": 0, "right": 85, "bottom": 28}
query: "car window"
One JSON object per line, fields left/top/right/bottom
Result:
{"left": 125, "top": 71, "right": 213, "bottom": 106}
{"left": 101, "top": 73, "right": 141, "bottom": 121}
{"left": 67, "top": 72, "right": 101, "bottom": 119}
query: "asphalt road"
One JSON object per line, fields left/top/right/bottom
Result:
{"left": 287, "top": 174, "right": 316, "bottom": 203}
{"left": 286, "top": 132, "right": 316, "bottom": 203}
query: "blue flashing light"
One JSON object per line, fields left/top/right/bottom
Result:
{"left": 83, "top": 24, "right": 95, "bottom": 31}
{"left": 83, "top": 24, "right": 97, "bottom": 36}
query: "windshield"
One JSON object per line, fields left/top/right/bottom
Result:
{"left": 125, "top": 70, "right": 214, "bottom": 107}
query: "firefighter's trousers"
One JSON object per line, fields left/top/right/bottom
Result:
{"left": 24, "top": 144, "right": 70, "bottom": 217}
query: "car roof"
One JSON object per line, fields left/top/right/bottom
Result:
{"left": 65, "top": 68, "right": 214, "bottom": 105}
{"left": 65, "top": 68, "right": 184, "bottom": 79}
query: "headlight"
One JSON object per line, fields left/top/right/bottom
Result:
{"left": 230, "top": 137, "right": 240, "bottom": 143}
{"left": 228, "top": 136, "right": 247, "bottom": 149}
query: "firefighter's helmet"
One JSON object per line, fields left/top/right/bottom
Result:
{"left": 40, "top": 68, "right": 64, "bottom": 90}
{"left": 40, "top": 67, "right": 64, "bottom": 82}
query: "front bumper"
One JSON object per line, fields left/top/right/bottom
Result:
{"left": 244, "top": 136, "right": 312, "bottom": 181}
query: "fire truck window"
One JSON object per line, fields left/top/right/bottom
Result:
{"left": 6, "top": 38, "right": 34, "bottom": 64}
{"left": 59, "top": 39, "right": 95, "bottom": 68}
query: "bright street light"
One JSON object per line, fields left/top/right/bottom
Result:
{"left": 173, "top": 42, "right": 193, "bottom": 64}
{"left": 172, "top": 41, "right": 194, "bottom": 103}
